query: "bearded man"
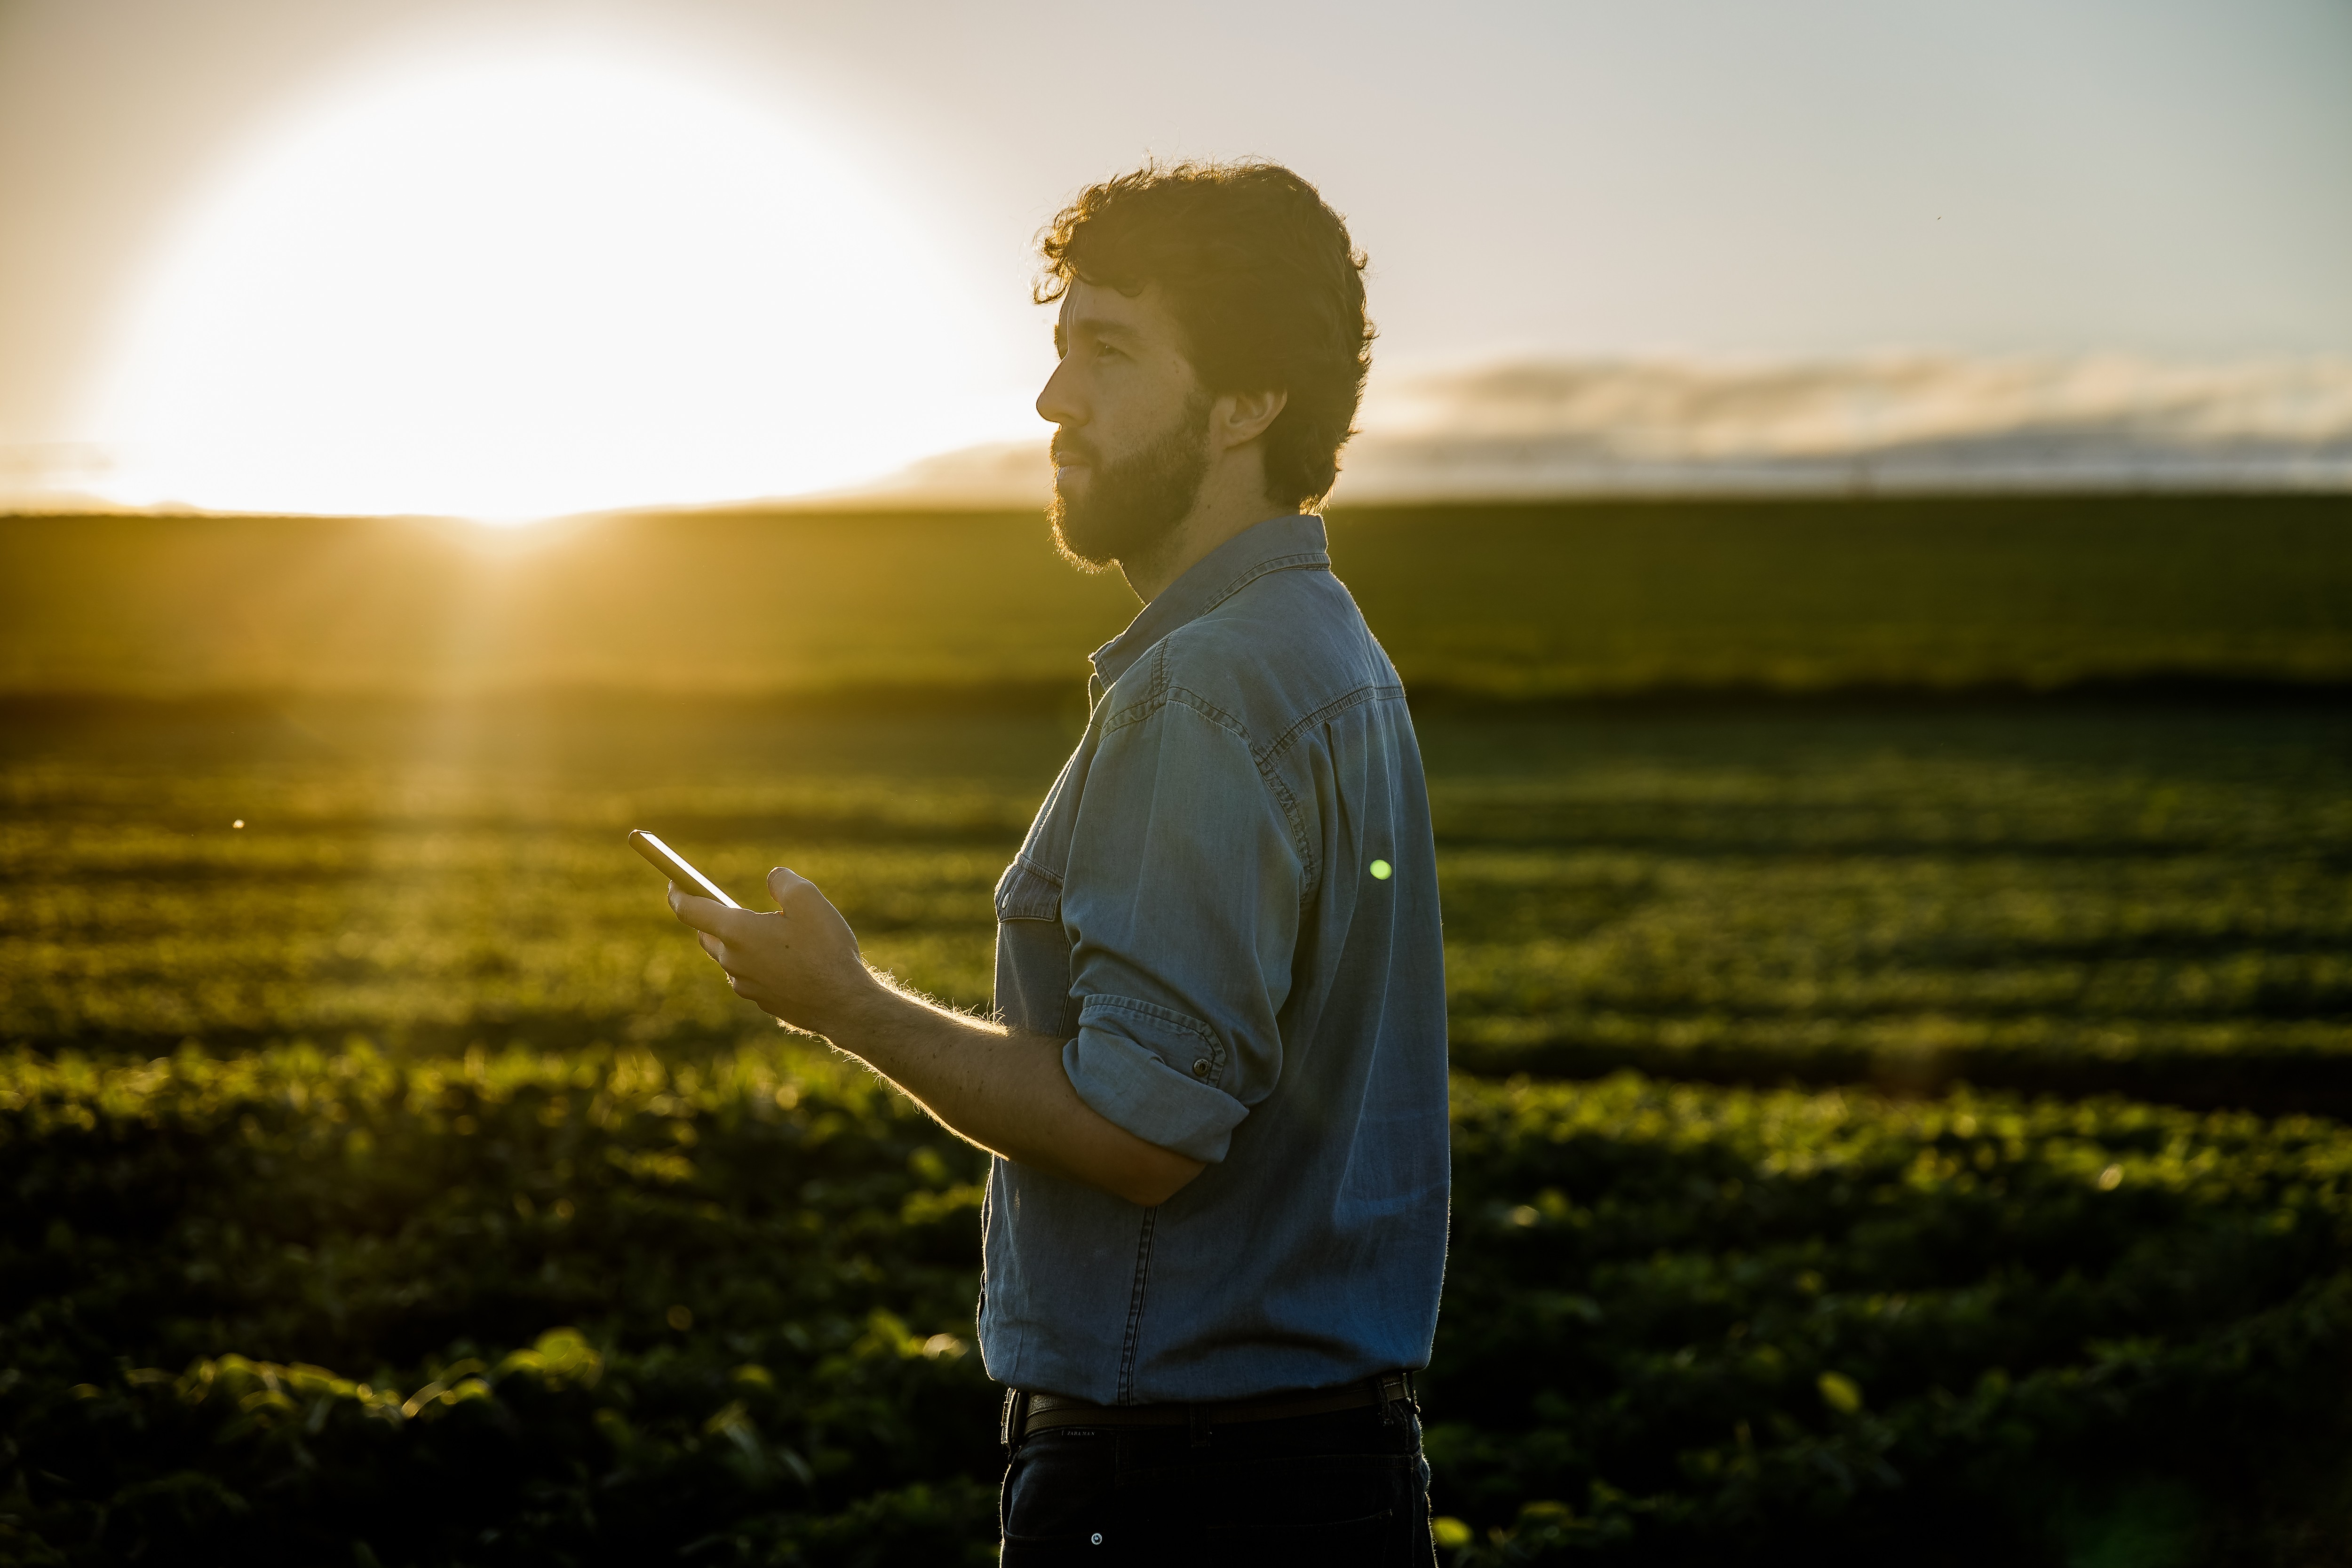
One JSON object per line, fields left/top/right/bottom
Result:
{"left": 669, "top": 161, "right": 1448, "bottom": 1565}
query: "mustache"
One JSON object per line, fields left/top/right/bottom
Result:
{"left": 1049, "top": 430, "right": 1097, "bottom": 467}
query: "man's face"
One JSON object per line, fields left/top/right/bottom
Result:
{"left": 1035, "top": 279, "right": 1212, "bottom": 571}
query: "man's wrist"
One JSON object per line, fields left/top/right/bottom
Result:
{"left": 810, "top": 965, "right": 917, "bottom": 1058}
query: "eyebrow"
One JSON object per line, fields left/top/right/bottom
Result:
{"left": 1061, "top": 313, "right": 1144, "bottom": 349}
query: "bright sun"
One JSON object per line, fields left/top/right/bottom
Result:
{"left": 83, "top": 38, "right": 1009, "bottom": 522}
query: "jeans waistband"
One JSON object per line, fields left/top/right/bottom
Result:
{"left": 1001, "top": 1370, "right": 1416, "bottom": 1448}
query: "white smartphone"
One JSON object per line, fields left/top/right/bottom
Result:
{"left": 627, "top": 829, "right": 741, "bottom": 909}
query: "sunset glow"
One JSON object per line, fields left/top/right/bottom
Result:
{"left": 81, "top": 39, "right": 1015, "bottom": 522}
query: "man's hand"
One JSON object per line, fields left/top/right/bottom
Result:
{"left": 669, "top": 868, "right": 879, "bottom": 1038}
{"left": 666, "top": 866, "right": 1207, "bottom": 1208}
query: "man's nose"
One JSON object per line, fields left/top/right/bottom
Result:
{"left": 1036, "top": 357, "right": 1084, "bottom": 429}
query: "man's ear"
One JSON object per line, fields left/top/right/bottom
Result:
{"left": 1212, "top": 388, "right": 1288, "bottom": 451}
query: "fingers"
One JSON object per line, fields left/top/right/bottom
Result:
{"left": 668, "top": 886, "right": 741, "bottom": 937}
{"left": 767, "top": 867, "right": 855, "bottom": 942}
{"left": 698, "top": 931, "right": 767, "bottom": 1006}
{"left": 662, "top": 865, "right": 840, "bottom": 1031}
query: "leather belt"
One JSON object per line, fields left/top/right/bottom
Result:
{"left": 1002, "top": 1371, "right": 1416, "bottom": 1448}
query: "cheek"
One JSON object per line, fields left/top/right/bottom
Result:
{"left": 1086, "top": 384, "right": 1162, "bottom": 458}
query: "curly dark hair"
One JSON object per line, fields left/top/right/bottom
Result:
{"left": 1035, "top": 161, "right": 1373, "bottom": 511}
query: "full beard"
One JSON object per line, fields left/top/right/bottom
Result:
{"left": 1048, "top": 391, "right": 1212, "bottom": 573}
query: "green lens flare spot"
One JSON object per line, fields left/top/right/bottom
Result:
{"left": 1369, "top": 859, "right": 1392, "bottom": 880}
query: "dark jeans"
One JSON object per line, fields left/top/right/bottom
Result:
{"left": 999, "top": 1398, "right": 1438, "bottom": 1566}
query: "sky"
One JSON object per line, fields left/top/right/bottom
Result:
{"left": 1, "top": 0, "right": 2346, "bottom": 517}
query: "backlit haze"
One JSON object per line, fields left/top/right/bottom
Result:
{"left": 1, "top": 0, "right": 2347, "bottom": 522}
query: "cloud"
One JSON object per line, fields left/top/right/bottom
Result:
{"left": 1335, "top": 353, "right": 2352, "bottom": 499}
{"left": 837, "top": 353, "right": 2352, "bottom": 509}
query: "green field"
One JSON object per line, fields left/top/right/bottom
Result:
{"left": 10, "top": 1041, "right": 2352, "bottom": 1564}
{"left": 5, "top": 496, "right": 2352, "bottom": 1562}
{"left": 7, "top": 695, "right": 2346, "bottom": 1110}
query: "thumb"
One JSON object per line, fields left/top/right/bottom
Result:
{"left": 767, "top": 865, "right": 813, "bottom": 907}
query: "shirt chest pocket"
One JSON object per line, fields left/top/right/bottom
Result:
{"left": 992, "top": 859, "right": 1079, "bottom": 1039}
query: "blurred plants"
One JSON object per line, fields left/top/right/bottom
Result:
{"left": 1, "top": 1039, "right": 1001, "bottom": 1564}
{"left": 1428, "top": 1073, "right": 2352, "bottom": 1562}
{"left": 6, "top": 1047, "right": 2351, "bottom": 1561}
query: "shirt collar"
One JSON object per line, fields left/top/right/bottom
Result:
{"left": 1089, "top": 514, "right": 1330, "bottom": 690}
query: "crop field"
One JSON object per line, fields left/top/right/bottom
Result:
{"left": 5, "top": 497, "right": 2352, "bottom": 1562}
{"left": 10, "top": 1036, "right": 2352, "bottom": 1565}
{"left": 7, "top": 696, "right": 2347, "bottom": 1110}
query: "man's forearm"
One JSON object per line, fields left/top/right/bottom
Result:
{"left": 669, "top": 872, "right": 1205, "bottom": 1206}
{"left": 822, "top": 971, "right": 1206, "bottom": 1208}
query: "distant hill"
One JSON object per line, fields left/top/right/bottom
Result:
{"left": 2, "top": 494, "right": 2347, "bottom": 702}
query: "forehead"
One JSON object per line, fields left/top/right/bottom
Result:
{"left": 1056, "top": 277, "right": 1180, "bottom": 347}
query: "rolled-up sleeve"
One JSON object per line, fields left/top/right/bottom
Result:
{"left": 1058, "top": 689, "right": 1304, "bottom": 1165}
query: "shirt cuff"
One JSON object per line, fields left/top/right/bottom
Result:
{"left": 1061, "top": 995, "right": 1249, "bottom": 1165}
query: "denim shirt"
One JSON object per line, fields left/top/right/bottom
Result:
{"left": 982, "top": 513, "right": 1450, "bottom": 1405}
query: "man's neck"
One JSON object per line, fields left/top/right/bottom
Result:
{"left": 1118, "top": 470, "right": 1297, "bottom": 603}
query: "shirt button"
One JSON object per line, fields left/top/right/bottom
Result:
{"left": 1191, "top": 1059, "right": 1211, "bottom": 1079}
